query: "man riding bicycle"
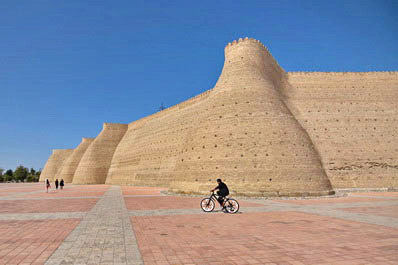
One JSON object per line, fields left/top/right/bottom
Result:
{"left": 210, "top": 178, "right": 229, "bottom": 210}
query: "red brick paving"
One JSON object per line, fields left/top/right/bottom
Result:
{"left": 0, "top": 198, "right": 98, "bottom": 213}
{"left": 131, "top": 211, "right": 398, "bottom": 265}
{"left": 26, "top": 191, "right": 105, "bottom": 198}
{"left": 122, "top": 186, "right": 167, "bottom": 196}
{"left": 274, "top": 196, "right": 391, "bottom": 205}
{"left": 342, "top": 205, "right": 398, "bottom": 218}
{"left": 124, "top": 196, "right": 263, "bottom": 211}
{"left": 0, "top": 219, "right": 80, "bottom": 265}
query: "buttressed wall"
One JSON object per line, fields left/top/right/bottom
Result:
{"left": 58, "top": 137, "right": 94, "bottom": 183}
{"left": 73, "top": 123, "right": 127, "bottom": 184}
{"left": 39, "top": 149, "right": 74, "bottom": 182}
{"left": 45, "top": 37, "right": 398, "bottom": 196}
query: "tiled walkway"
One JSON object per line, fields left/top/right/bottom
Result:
{"left": 0, "top": 183, "right": 397, "bottom": 265}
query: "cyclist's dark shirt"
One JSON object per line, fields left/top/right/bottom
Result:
{"left": 216, "top": 182, "right": 229, "bottom": 196}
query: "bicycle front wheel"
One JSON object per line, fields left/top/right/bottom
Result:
{"left": 200, "top": 198, "right": 215, "bottom": 212}
{"left": 225, "top": 199, "right": 239, "bottom": 213}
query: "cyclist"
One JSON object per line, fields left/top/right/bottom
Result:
{"left": 210, "top": 178, "right": 229, "bottom": 211}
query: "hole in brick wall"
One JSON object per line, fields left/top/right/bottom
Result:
{"left": 214, "top": 144, "right": 217, "bottom": 148}
{"left": 210, "top": 156, "right": 213, "bottom": 158}
{"left": 198, "top": 157, "right": 200, "bottom": 159}
{"left": 202, "top": 146, "right": 205, "bottom": 149}
{"left": 234, "top": 166, "right": 237, "bottom": 169}
{"left": 195, "top": 179, "right": 198, "bottom": 182}
{"left": 219, "top": 116, "right": 222, "bottom": 118}
{"left": 241, "top": 154, "right": 244, "bottom": 157}
{"left": 214, "top": 134, "right": 217, "bottom": 137}
{"left": 269, "top": 178, "right": 272, "bottom": 181}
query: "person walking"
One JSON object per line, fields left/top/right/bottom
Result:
{"left": 60, "top": 179, "right": 64, "bottom": 190}
{"left": 46, "top": 179, "right": 51, "bottom": 193}
{"left": 55, "top": 179, "right": 59, "bottom": 190}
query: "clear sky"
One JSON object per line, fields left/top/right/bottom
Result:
{"left": 1, "top": 0, "right": 397, "bottom": 171}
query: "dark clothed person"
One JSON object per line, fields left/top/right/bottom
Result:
{"left": 55, "top": 179, "right": 59, "bottom": 190}
{"left": 211, "top": 179, "right": 230, "bottom": 208}
{"left": 60, "top": 179, "right": 64, "bottom": 189}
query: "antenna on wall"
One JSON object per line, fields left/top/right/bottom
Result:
{"left": 159, "top": 102, "right": 166, "bottom": 111}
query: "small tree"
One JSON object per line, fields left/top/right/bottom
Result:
{"left": 14, "top": 165, "right": 28, "bottom": 182}
{"left": 0, "top": 168, "right": 4, "bottom": 182}
{"left": 4, "top": 169, "right": 13, "bottom": 182}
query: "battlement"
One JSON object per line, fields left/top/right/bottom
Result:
{"left": 288, "top": 71, "right": 398, "bottom": 76}
{"left": 52, "top": 149, "right": 73, "bottom": 154}
{"left": 82, "top": 137, "right": 94, "bottom": 142}
{"left": 103, "top": 123, "right": 128, "bottom": 129}
{"left": 223, "top": 37, "right": 285, "bottom": 75}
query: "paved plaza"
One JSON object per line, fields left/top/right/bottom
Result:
{"left": 0, "top": 183, "right": 397, "bottom": 265}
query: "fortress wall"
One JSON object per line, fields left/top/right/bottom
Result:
{"left": 168, "top": 38, "right": 333, "bottom": 196}
{"left": 73, "top": 123, "right": 128, "bottom": 184}
{"left": 42, "top": 38, "right": 397, "bottom": 195}
{"left": 39, "top": 149, "right": 74, "bottom": 182}
{"left": 106, "top": 91, "right": 212, "bottom": 186}
{"left": 58, "top": 137, "right": 95, "bottom": 183}
{"left": 285, "top": 72, "right": 398, "bottom": 188}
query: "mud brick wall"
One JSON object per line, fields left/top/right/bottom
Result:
{"left": 45, "top": 37, "right": 397, "bottom": 196}
{"left": 285, "top": 72, "right": 398, "bottom": 189}
{"left": 107, "top": 38, "right": 333, "bottom": 197}
{"left": 39, "top": 149, "right": 74, "bottom": 182}
{"left": 73, "top": 123, "right": 127, "bottom": 184}
{"left": 58, "top": 137, "right": 94, "bottom": 183}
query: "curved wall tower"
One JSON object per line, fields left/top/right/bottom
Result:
{"left": 58, "top": 137, "right": 94, "bottom": 183}
{"left": 39, "top": 149, "right": 74, "bottom": 182}
{"left": 73, "top": 123, "right": 127, "bottom": 184}
{"left": 107, "top": 38, "right": 334, "bottom": 196}
{"left": 169, "top": 38, "right": 333, "bottom": 196}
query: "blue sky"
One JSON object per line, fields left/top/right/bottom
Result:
{"left": 1, "top": 0, "right": 397, "bottom": 171}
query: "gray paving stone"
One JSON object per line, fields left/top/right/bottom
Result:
{"left": 44, "top": 186, "right": 144, "bottom": 265}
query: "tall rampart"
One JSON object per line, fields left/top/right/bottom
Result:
{"left": 285, "top": 72, "right": 398, "bottom": 189}
{"left": 43, "top": 37, "right": 398, "bottom": 195}
{"left": 73, "top": 123, "right": 128, "bottom": 184}
{"left": 108, "top": 38, "right": 334, "bottom": 196}
{"left": 39, "top": 149, "right": 74, "bottom": 182}
{"left": 58, "top": 137, "right": 95, "bottom": 183}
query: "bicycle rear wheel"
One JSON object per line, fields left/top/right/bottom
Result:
{"left": 200, "top": 198, "right": 215, "bottom": 212}
{"left": 225, "top": 199, "right": 239, "bottom": 213}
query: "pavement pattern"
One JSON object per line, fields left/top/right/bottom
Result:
{"left": 0, "top": 183, "right": 397, "bottom": 265}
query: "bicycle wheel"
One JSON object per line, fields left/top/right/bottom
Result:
{"left": 225, "top": 199, "right": 239, "bottom": 213}
{"left": 200, "top": 198, "right": 215, "bottom": 212}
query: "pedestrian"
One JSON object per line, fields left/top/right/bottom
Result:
{"left": 55, "top": 179, "right": 59, "bottom": 190}
{"left": 60, "top": 179, "right": 64, "bottom": 189}
{"left": 46, "top": 179, "right": 51, "bottom": 193}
